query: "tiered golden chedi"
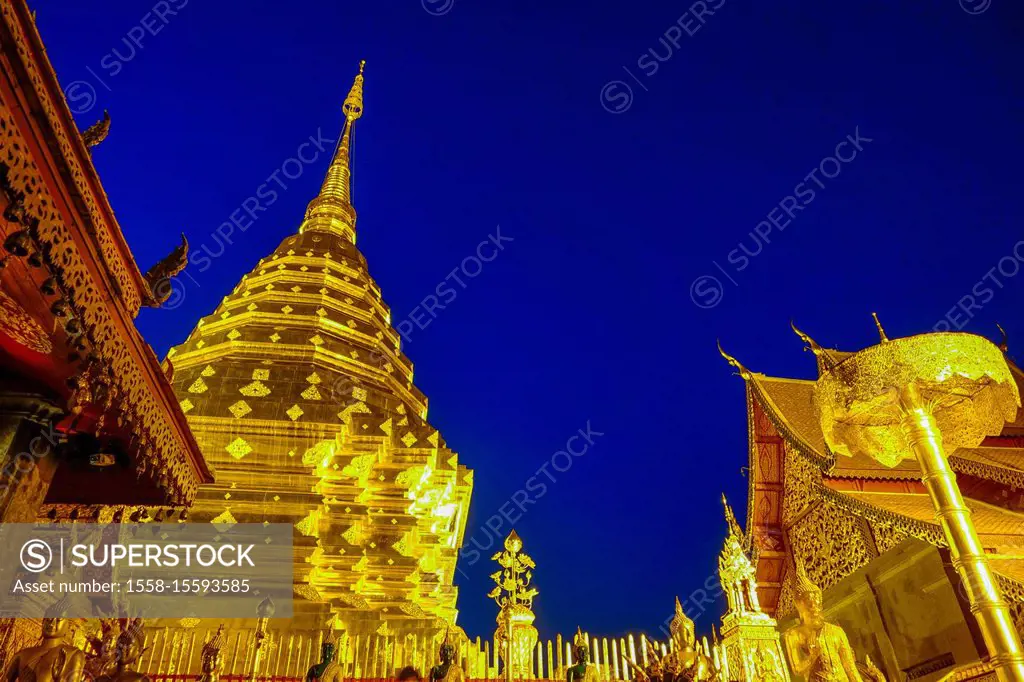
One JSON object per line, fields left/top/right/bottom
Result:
{"left": 164, "top": 62, "right": 473, "bottom": 639}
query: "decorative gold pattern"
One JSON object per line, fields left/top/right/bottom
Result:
{"left": 155, "top": 62, "right": 473, "bottom": 654}
{"left": 0, "top": 13, "right": 208, "bottom": 502}
{"left": 0, "top": 289, "right": 52, "bottom": 353}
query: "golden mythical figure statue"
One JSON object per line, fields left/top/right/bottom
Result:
{"left": 304, "top": 629, "right": 342, "bottom": 682}
{"left": 95, "top": 619, "right": 150, "bottom": 682}
{"left": 2, "top": 597, "right": 86, "bottom": 682}
{"left": 782, "top": 563, "right": 877, "bottom": 682}
{"left": 661, "top": 598, "right": 716, "bottom": 682}
{"left": 566, "top": 628, "right": 599, "bottom": 682}
{"left": 197, "top": 626, "right": 226, "bottom": 682}
{"left": 429, "top": 630, "right": 464, "bottom": 682}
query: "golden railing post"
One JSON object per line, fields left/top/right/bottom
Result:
{"left": 899, "top": 382, "right": 1024, "bottom": 681}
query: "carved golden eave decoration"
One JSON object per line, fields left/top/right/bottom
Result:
{"left": 0, "top": 1, "right": 152, "bottom": 315}
{"left": 0, "top": 24, "right": 213, "bottom": 501}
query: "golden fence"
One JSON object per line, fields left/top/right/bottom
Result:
{"left": 136, "top": 627, "right": 692, "bottom": 682}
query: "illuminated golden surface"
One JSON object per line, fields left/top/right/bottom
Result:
{"left": 815, "top": 332, "right": 1019, "bottom": 467}
{"left": 782, "top": 563, "right": 872, "bottom": 681}
{"left": 162, "top": 62, "right": 473, "bottom": 643}
{"left": 489, "top": 530, "right": 538, "bottom": 680}
{"left": 717, "top": 496, "right": 788, "bottom": 681}
{"left": 812, "top": 329, "right": 1024, "bottom": 682}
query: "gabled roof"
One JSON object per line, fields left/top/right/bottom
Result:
{"left": 742, "top": 365, "right": 1024, "bottom": 616}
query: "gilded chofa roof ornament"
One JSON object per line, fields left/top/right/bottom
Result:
{"left": 301, "top": 61, "right": 366, "bottom": 241}
{"left": 789, "top": 320, "right": 840, "bottom": 373}
{"left": 81, "top": 109, "right": 111, "bottom": 148}
{"left": 81, "top": 110, "right": 111, "bottom": 149}
{"left": 142, "top": 233, "right": 189, "bottom": 307}
{"left": 997, "top": 322, "right": 1009, "bottom": 353}
{"left": 717, "top": 340, "right": 751, "bottom": 380}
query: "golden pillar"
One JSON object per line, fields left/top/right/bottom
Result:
{"left": 811, "top": 324, "right": 1024, "bottom": 682}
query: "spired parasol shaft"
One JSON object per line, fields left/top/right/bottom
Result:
{"left": 813, "top": 331, "right": 1024, "bottom": 682}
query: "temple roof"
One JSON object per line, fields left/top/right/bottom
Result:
{"left": 738, "top": 356, "right": 1024, "bottom": 617}
{"left": 0, "top": 0, "right": 211, "bottom": 507}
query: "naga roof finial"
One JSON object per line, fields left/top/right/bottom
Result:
{"left": 717, "top": 340, "right": 751, "bottom": 380}
{"left": 871, "top": 311, "right": 889, "bottom": 343}
{"left": 142, "top": 233, "right": 189, "bottom": 308}
{"left": 81, "top": 110, "right": 111, "bottom": 149}
{"left": 997, "top": 322, "right": 1009, "bottom": 353}
{"left": 791, "top": 319, "right": 841, "bottom": 373}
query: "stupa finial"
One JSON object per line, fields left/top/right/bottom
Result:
{"left": 301, "top": 60, "right": 367, "bottom": 241}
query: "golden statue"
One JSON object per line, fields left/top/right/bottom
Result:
{"left": 85, "top": 620, "right": 119, "bottom": 682}
{"left": 661, "top": 598, "right": 716, "bottom": 681}
{"left": 566, "top": 628, "right": 599, "bottom": 682}
{"left": 429, "top": 630, "right": 463, "bottom": 682}
{"left": 782, "top": 563, "right": 866, "bottom": 682}
{"left": 96, "top": 619, "right": 149, "bottom": 682}
{"left": 197, "top": 626, "right": 226, "bottom": 682}
{"left": 2, "top": 598, "right": 86, "bottom": 682}
{"left": 304, "top": 629, "right": 341, "bottom": 682}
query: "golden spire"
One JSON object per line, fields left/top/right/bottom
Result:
{"left": 301, "top": 60, "right": 366, "bottom": 242}
{"left": 871, "top": 311, "right": 889, "bottom": 343}
{"left": 721, "top": 493, "right": 743, "bottom": 540}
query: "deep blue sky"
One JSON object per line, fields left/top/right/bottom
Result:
{"left": 35, "top": 0, "right": 1024, "bottom": 640}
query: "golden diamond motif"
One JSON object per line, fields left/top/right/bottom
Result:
{"left": 180, "top": 399, "right": 194, "bottom": 413}
{"left": 227, "top": 329, "right": 241, "bottom": 340}
{"left": 269, "top": 332, "right": 281, "bottom": 343}
{"left": 281, "top": 305, "right": 293, "bottom": 314}
{"left": 188, "top": 378, "right": 208, "bottom": 394}
{"left": 286, "top": 404, "right": 304, "bottom": 421}
{"left": 201, "top": 365, "right": 216, "bottom": 376}
{"left": 240, "top": 381, "right": 271, "bottom": 397}
{"left": 211, "top": 510, "right": 237, "bottom": 527}
{"left": 252, "top": 369, "right": 270, "bottom": 380}
{"left": 301, "top": 385, "right": 322, "bottom": 400}
{"left": 225, "top": 438, "right": 253, "bottom": 460}
{"left": 310, "top": 335, "right": 324, "bottom": 346}
{"left": 228, "top": 400, "right": 252, "bottom": 418}
{"left": 401, "top": 432, "right": 418, "bottom": 447}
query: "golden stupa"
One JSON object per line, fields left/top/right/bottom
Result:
{"left": 163, "top": 62, "right": 473, "bottom": 643}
